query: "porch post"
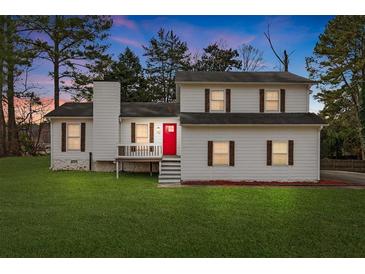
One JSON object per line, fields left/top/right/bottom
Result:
{"left": 116, "top": 159, "right": 119, "bottom": 179}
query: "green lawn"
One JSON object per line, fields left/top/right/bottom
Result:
{"left": 1, "top": 156, "right": 365, "bottom": 257}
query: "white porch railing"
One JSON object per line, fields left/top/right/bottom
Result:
{"left": 118, "top": 145, "right": 162, "bottom": 158}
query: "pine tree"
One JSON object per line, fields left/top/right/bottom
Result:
{"left": 194, "top": 41, "right": 241, "bottom": 71}
{"left": 105, "top": 47, "right": 149, "bottom": 102}
{"left": 306, "top": 15, "right": 365, "bottom": 159}
{"left": 1, "top": 16, "right": 35, "bottom": 155}
{"left": 0, "top": 16, "right": 6, "bottom": 156}
{"left": 143, "top": 28, "right": 191, "bottom": 102}
{"left": 22, "top": 16, "right": 112, "bottom": 108}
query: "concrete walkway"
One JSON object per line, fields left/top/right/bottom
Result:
{"left": 321, "top": 170, "right": 365, "bottom": 185}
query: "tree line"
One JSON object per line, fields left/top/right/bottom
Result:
{"left": 3, "top": 15, "right": 362, "bottom": 160}
{"left": 0, "top": 16, "right": 269, "bottom": 157}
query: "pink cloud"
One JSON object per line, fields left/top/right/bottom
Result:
{"left": 112, "top": 16, "right": 137, "bottom": 30}
{"left": 111, "top": 36, "right": 142, "bottom": 48}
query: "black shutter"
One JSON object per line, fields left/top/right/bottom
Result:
{"left": 259, "top": 89, "right": 265, "bottom": 112}
{"left": 61, "top": 123, "right": 66, "bottom": 152}
{"left": 226, "top": 89, "right": 231, "bottom": 112}
{"left": 280, "top": 89, "right": 286, "bottom": 112}
{"left": 205, "top": 89, "right": 210, "bottom": 112}
{"left": 267, "top": 140, "right": 272, "bottom": 166}
{"left": 131, "top": 122, "right": 136, "bottom": 143}
{"left": 288, "top": 140, "right": 294, "bottom": 165}
{"left": 149, "top": 123, "right": 154, "bottom": 143}
{"left": 229, "top": 141, "right": 235, "bottom": 166}
{"left": 208, "top": 141, "right": 213, "bottom": 166}
{"left": 81, "top": 123, "right": 86, "bottom": 152}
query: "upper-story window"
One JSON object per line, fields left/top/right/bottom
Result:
{"left": 265, "top": 90, "right": 280, "bottom": 112}
{"left": 210, "top": 90, "right": 225, "bottom": 112}
{"left": 67, "top": 124, "right": 81, "bottom": 150}
{"left": 135, "top": 124, "right": 148, "bottom": 144}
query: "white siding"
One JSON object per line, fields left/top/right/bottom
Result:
{"left": 50, "top": 118, "right": 93, "bottom": 165}
{"left": 181, "top": 126, "right": 320, "bottom": 182}
{"left": 180, "top": 84, "right": 309, "bottom": 113}
{"left": 120, "top": 117, "right": 181, "bottom": 155}
{"left": 93, "top": 81, "right": 121, "bottom": 161}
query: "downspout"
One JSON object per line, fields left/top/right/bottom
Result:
{"left": 317, "top": 125, "right": 322, "bottom": 181}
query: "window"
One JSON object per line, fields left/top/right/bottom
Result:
{"left": 272, "top": 141, "right": 288, "bottom": 166}
{"left": 135, "top": 124, "right": 148, "bottom": 144}
{"left": 213, "top": 141, "right": 229, "bottom": 166}
{"left": 166, "top": 125, "right": 175, "bottom": 132}
{"left": 265, "top": 90, "right": 280, "bottom": 111}
{"left": 210, "top": 90, "right": 225, "bottom": 111}
{"left": 67, "top": 124, "right": 81, "bottom": 150}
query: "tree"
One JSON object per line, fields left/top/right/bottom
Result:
{"left": 65, "top": 53, "right": 113, "bottom": 102}
{"left": 306, "top": 16, "right": 365, "bottom": 159}
{"left": 195, "top": 41, "right": 241, "bottom": 72}
{"left": 22, "top": 15, "right": 112, "bottom": 108}
{"left": 2, "top": 16, "right": 35, "bottom": 156}
{"left": 264, "top": 25, "right": 294, "bottom": 72}
{"left": 238, "top": 44, "right": 265, "bottom": 71}
{"left": 105, "top": 47, "right": 149, "bottom": 102}
{"left": 0, "top": 17, "right": 6, "bottom": 156}
{"left": 143, "top": 28, "right": 191, "bottom": 102}
{"left": 317, "top": 87, "right": 361, "bottom": 158}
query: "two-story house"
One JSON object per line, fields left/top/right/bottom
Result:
{"left": 45, "top": 71, "right": 325, "bottom": 184}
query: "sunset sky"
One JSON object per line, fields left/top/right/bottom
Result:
{"left": 27, "top": 15, "right": 333, "bottom": 112}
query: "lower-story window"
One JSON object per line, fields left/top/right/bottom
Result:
{"left": 135, "top": 124, "right": 148, "bottom": 144}
{"left": 67, "top": 124, "right": 81, "bottom": 151}
{"left": 272, "top": 141, "right": 288, "bottom": 165}
{"left": 213, "top": 141, "right": 229, "bottom": 166}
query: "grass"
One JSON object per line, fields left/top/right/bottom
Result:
{"left": 1, "top": 156, "right": 365, "bottom": 257}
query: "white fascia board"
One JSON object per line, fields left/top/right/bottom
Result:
{"left": 176, "top": 81, "right": 314, "bottom": 85}
{"left": 181, "top": 124, "right": 326, "bottom": 127}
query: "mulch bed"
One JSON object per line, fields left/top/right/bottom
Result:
{"left": 181, "top": 180, "right": 364, "bottom": 187}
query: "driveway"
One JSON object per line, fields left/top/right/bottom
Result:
{"left": 321, "top": 170, "right": 365, "bottom": 185}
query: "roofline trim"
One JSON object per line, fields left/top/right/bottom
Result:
{"left": 46, "top": 116, "right": 93, "bottom": 119}
{"left": 176, "top": 81, "right": 315, "bottom": 85}
{"left": 93, "top": 80, "right": 120, "bottom": 82}
{"left": 181, "top": 123, "right": 327, "bottom": 126}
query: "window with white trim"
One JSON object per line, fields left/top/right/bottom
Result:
{"left": 210, "top": 90, "right": 225, "bottom": 112}
{"left": 265, "top": 90, "right": 280, "bottom": 111}
{"left": 213, "top": 141, "right": 229, "bottom": 166}
{"left": 67, "top": 124, "right": 81, "bottom": 150}
{"left": 135, "top": 124, "right": 148, "bottom": 144}
{"left": 272, "top": 141, "right": 288, "bottom": 165}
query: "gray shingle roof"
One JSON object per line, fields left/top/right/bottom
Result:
{"left": 180, "top": 112, "right": 325, "bottom": 125}
{"left": 120, "top": 102, "right": 179, "bottom": 117}
{"left": 45, "top": 102, "right": 93, "bottom": 117}
{"left": 175, "top": 71, "right": 315, "bottom": 84}
{"left": 45, "top": 102, "right": 180, "bottom": 118}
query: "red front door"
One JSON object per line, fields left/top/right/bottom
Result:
{"left": 163, "top": 123, "right": 177, "bottom": 155}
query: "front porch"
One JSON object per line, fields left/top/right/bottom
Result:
{"left": 115, "top": 145, "right": 162, "bottom": 178}
{"left": 115, "top": 145, "right": 181, "bottom": 183}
